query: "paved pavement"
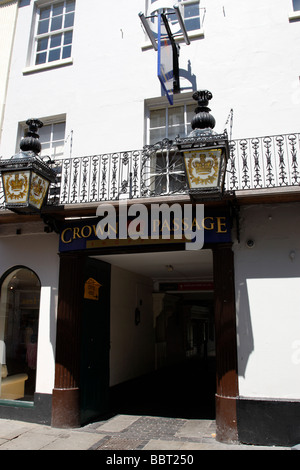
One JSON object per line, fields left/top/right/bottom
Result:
{"left": 0, "top": 415, "right": 292, "bottom": 451}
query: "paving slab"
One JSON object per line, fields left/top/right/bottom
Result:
{"left": 175, "top": 419, "right": 216, "bottom": 440}
{"left": 0, "top": 419, "right": 36, "bottom": 440}
{"left": 95, "top": 414, "right": 140, "bottom": 433}
{"left": 0, "top": 430, "right": 59, "bottom": 450}
{"left": 41, "top": 431, "right": 106, "bottom": 450}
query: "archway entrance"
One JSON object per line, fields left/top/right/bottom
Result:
{"left": 53, "top": 239, "right": 238, "bottom": 441}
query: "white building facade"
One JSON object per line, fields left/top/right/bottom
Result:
{"left": 0, "top": 0, "right": 299, "bottom": 446}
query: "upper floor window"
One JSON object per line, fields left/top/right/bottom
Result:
{"left": 34, "top": 0, "right": 75, "bottom": 66}
{"left": 21, "top": 118, "right": 66, "bottom": 160}
{"left": 149, "top": 102, "right": 195, "bottom": 144}
{"left": 293, "top": 0, "right": 300, "bottom": 10}
{"left": 147, "top": 0, "right": 201, "bottom": 37}
{"left": 178, "top": 0, "right": 200, "bottom": 32}
{"left": 39, "top": 121, "right": 66, "bottom": 159}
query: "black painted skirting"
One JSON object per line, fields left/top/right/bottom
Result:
{"left": 0, "top": 393, "right": 52, "bottom": 425}
{"left": 237, "top": 397, "right": 300, "bottom": 447}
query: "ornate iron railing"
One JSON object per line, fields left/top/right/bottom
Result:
{"left": 0, "top": 132, "right": 299, "bottom": 208}
{"left": 226, "top": 133, "right": 300, "bottom": 191}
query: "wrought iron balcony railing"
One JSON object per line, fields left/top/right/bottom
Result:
{"left": 0, "top": 132, "right": 299, "bottom": 208}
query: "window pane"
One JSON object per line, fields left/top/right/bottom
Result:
{"left": 168, "top": 106, "right": 184, "bottom": 127}
{"left": 186, "top": 104, "right": 195, "bottom": 133}
{"left": 66, "top": 0, "right": 76, "bottom": 13}
{"left": 150, "top": 109, "right": 166, "bottom": 129}
{"left": 53, "top": 2, "right": 64, "bottom": 16}
{"left": 168, "top": 106, "right": 185, "bottom": 138}
{"left": 185, "top": 17, "right": 200, "bottom": 32}
{"left": 49, "top": 48, "right": 61, "bottom": 62}
{"left": 64, "top": 12, "right": 74, "bottom": 28}
{"left": 39, "top": 123, "right": 66, "bottom": 159}
{"left": 51, "top": 15, "right": 63, "bottom": 32}
{"left": 35, "top": 52, "right": 47, "bottom": 65}
{"left": 64, "top": 31, "right": 73, "bottom": 45}
{"left": 37, "top": 37, "right": 48, "bottom": 52}
{"left": 150, "top": 128, "right": 166, "bottom": 144}
{"left": 168, "top": 125, "right": 185, "bottom": 141}
{"left": 50, "top": 34, "right": 62, "bottom": 48}
{"left": 293, "top": 0, "right": 300, "bottom": 10}
{"left": 184, "top": 4, "right": 199, "bottom": 19}
{"left": 39, "top": 126, "right": 51, "bottom": 143}
{"left": 40, "top": 142, "right": 51, "bottom": 156}
{"left": 40, "top": 6, "right": 50, "bottom": 20}
{"left": 62, "top": 45, "right": 72, "bottom": 59}
{"left": 53, "top": 122, "right": 66, "bottom": 141}
{"left": 38, "top": 19, "right": 49, "bottom": 35}
{"left": 52, "top": 140, "right": 65, "bottom": 158}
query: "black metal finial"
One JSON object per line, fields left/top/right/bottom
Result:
{"left": 19, "top": 119, "right": 43, "bottom": 155}
{"left": 191, "top": 90, "right": 216, "bottom": 131}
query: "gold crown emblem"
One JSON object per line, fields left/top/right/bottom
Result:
{"left": 193, "top": 154, "right": 214, "bottom": 175}
{"left": 9, "top": 174, "right": 25, "bottom": 191}
{"left": 32, "top": 178, "right": 44, "bottom": 197}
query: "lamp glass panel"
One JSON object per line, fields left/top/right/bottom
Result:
{"left": 184, "top": 149, "right": 223, "bottom": 189}
{"left": 2, "top": 171, "right": 31, "bottom": 204}
{"left": 29, "top": 172, "right": 50, "bottom": 209}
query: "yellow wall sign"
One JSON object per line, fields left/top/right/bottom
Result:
{"left": 84, "top": 278, "right": 102, "bottom": 301}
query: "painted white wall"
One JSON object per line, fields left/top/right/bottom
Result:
{"left": 110, "top": 265, "right": 155, "bottom": 386}
{"left": 234, "top": 202, "right": 300, "bottom": 399}
{"left": 0, "top": 0, "right": 18, "bottom": 144}
{"left": 0, "top": 0, "right": 299, "bottom": 159}
{"left": 0, "top": 226, "right": 59, "bottom": 395}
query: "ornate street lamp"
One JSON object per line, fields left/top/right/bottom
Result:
{"left": 0, "top": 119, "right": 56, "bottom": 214}
{"left": 176, "top": 90, "right": 229, "bottom": 201}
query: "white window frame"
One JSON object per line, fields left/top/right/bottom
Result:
{"left": 23, "top": 0, "right": 75, "bottom": 75}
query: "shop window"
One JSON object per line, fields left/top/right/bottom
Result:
{"left": 0, "top": 267, "right": 41, "bottom": 402}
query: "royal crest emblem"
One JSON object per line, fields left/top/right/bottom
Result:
{"left": 29, "top": 173, "right": 49, "bottom": 209}
{"left": 184, "top": 149, "right": 222, "bottom": 188}
{"left": 3, "top": 172, "right": 30, "bottom": 203}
